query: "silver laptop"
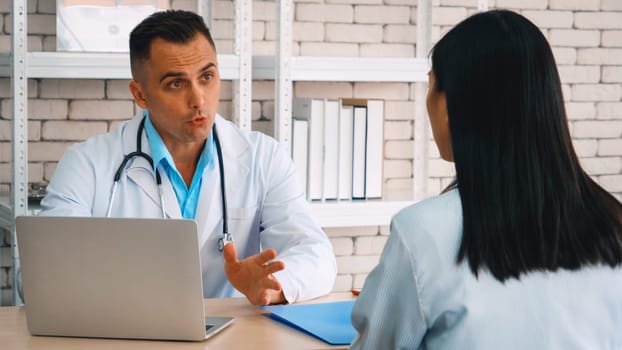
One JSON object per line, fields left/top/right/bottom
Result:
{"left": 16, "top": 216, "right": 233, "bottom": 341}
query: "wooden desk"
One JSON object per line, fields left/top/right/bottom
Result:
{"left": 0, "top": 293, "right": 356, "bottom": 350}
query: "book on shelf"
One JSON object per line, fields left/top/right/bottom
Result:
{"left": 291, "top": 118, "right": 309, "bottom": 193}
{"left": 323, "top": 100, "right": 340, "bottom": 200}
{"left": 292, "top": 97, "right": 384, "bottom": 201}
{"left": 337, "top": 103, "right": 354, "bottom": 200}
{"left": 365, "top": 100, "right": 384, "bottom": 199}
{"left": 348, "top": 101, "right": 367, "bottom": 200}
{"left": 292, "top": 98, "right": 324, "bottom": 201}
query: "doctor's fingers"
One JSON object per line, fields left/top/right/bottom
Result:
{"left": 253, "top": 248, "right": 278, "bottom": 264}
{"left": 222, "top": 242, "right": 239, "bottom": 264}
{"left": 260, "top": 274, "right": 282, "bottom": 292}
{"left": 263, "top": 260, "right": 285, "bottom": 275}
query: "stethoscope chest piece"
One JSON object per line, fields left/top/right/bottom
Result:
{"left": 217, "top": 232, "right": 233, "bottom": 252}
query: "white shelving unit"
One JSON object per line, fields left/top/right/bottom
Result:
{"left": 274, "top": 0, "right": 433, "bottom": 228}
{"left": 0, "top": 0, "right": 251, "bottom": 306}
{"left": 0, "top": 52, "right": 243, "bottom": 80}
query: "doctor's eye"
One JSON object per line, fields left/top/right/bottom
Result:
{"left": 168, "top": 79, "right": 183, "bottom": 89}
{"left": 201, "top": 72, "right": 214, "bottom": 81}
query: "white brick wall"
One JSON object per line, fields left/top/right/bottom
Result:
{"left": 573, "top": 121, "right": 622, "bottom": 138}
{"left": 40, "top": 80, "right": 105, "bottom": 99}
{"left": 603, "top": 66, "right": 622, "bottom": 82}
{"left": 549, "top": 29, "right": 600, "bottom": 47}
{"left": 558, "top": 65, "right": 601, "bottom": 84}
{"left": 496, "top": 0, "right": 546, "bottom": 10}
{"left": 384, "top": 24, "right": 417, "bottom": 43}
{"left": 0, "top": 0, "right": 620, "bottom": 300}
{"left": 42, "top": 121, "right": 108, "bottom": 141}
{"left": 69, "top": 100, "right": 135, "bottom": 120}
{"left": 577, "top": 48, "right": 622, "bottom": 65}
{"left": 599, "top": 139, "right": 622, "bottom": 156}
{"left": 572, "top": 84, "right": 622, "bottom": 101}
{"left": 575, "top": 12, "right": 622, "bottom": 30}
{"left": 325, "top": 24, "right": 383, "bottom": 43}
{"left": 602, "top": 31, "right": 622, "bottom": 47}
{"left": 581, "top": 157, "right": 622, "bottom": 175}
{"left": 431, "top": 7, "right": 468, "bottom": 26}
{"left": 521, "top": 10, "right": 574, "bottom": 29}
{"left": 354, "top": 5, "right": 411, "bottom": 24}
{"left": 296, "top": 4, "right": 353, "bottom": 23}
{"left": 572, "top": 139, "right": 598, "bottom": 157}
{"left": 597, "top": 102, "right": 622, "bottom": 119}
{"left": 549, "top": 0, "right": 599, "bottom": 11}
{"left": 565, "top": 102, "right": 596, "bottom": 120}
{"left": 354, "top": 236, "right": 388, "bottom": 255}
{"left": 601, "top": 0, "right": 622, "bottom": 11}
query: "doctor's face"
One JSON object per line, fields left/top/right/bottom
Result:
{"left": 129, "top": 33, "right": 220, "bottom": 150}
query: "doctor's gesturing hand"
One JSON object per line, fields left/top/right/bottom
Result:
{"left": 223, "top": 243, "right": 287, "bottom": 306}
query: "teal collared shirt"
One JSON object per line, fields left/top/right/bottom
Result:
{"left": 143, "top": 112, "right": 215, "bottom": 219}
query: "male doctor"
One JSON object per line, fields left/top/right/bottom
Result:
{"left": 37, "top": 10, "right": 336, "bottom": 305}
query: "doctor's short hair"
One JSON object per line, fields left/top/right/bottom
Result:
{"left": 129, "top": 10, "right": 216, "bottom": 80}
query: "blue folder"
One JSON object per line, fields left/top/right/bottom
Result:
{"left": 261, "top": 300, "right": 356, "bottom": 345}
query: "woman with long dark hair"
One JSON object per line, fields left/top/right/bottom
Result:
{"left": 350, "top": 10, "right": 622, "bottom": 349}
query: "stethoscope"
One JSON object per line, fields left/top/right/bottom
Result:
{"left": 105, "top": 115, "right": 233, "bottom": 252}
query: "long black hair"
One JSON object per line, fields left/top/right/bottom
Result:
{"left": 129, "top": 10, "right": 216, "bottom": 79}
{"left": 431, "top": 10, "right": 622, "bottom": 281}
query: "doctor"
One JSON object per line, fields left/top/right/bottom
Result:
{"left": 38, "top": 10, "right": 336, "bottom": 306}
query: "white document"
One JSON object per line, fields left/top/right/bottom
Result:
{"left": 365, "top": 100, "right": 384, "bottom": 199}
{"left": 293, "top": 98, "right": 324, "bottom": 200}
{"left": 352, "top": 106, "right": 367, "bottom": 200}
{"left": 291, "top": 119, "right": 309, "bottom": 196}
{"left": 323, "top": 100, "right": 340, "bottom": 200}
{"left": 338, "top": 103, "right": 354, "bottom": 200}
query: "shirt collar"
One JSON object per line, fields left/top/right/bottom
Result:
{"left": 143, "top": 110, "right": 215, "bottom": 174}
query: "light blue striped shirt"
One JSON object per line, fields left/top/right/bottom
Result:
{"left": 144, "top": 112, "right": 215, "bottom": 219}
{"left": 351, "top": 189, "right": 622, "bottom": 349}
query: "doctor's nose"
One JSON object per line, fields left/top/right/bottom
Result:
{"left": 188, "top": 84, "right": 205, "bottom": 111}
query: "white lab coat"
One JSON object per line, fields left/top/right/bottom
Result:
{"left": 40, "top": 112, "right": 337, "bottom": 302}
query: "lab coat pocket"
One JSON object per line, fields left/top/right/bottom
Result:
{"left": 227, "top": 206, "right": 260, "bottom": 254}
{"left": 228, "top": 206, "right": 259, "bottom": 220}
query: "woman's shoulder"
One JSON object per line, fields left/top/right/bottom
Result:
{"left": 393, "top": 188, "right": 463, "bottom": 241}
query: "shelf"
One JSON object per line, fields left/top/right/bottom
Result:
{"left": 0, "top": 52, "right": 242, "bottom": 80}
{"left": 0, "top": 53, "right": 429, "bottom": 83}
{"left": 310, "top": 191, "right": 416, "bottom": 228}
{"left": 291, "top": 56, "right": 429, "bottom": 82}
{"left": 311, "top": 200, "right": 414, "bottom": 228}
{"left": 255, "top": 56, "right": 430, "bottom": 82}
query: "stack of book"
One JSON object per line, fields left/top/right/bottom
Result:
{"left": 291, "top": 98, "right": 384, "bottom": 201}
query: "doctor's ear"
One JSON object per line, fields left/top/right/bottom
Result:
{"left": 129, "top": 80, "right": 148, "bottom": 109}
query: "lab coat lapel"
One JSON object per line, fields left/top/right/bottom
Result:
{"left": 126, "top": 160, "right": 183, "bottom": 219}
{"left": 122, "top": 111, "right": 182, "bottom": 218}
{"left": 158, "top": 171, "right": 183, "bottom": 219}
{"left": 197, "top": 116, "right": 249, "bottom": 241}
{"left": 196, "top": 172, "right": 221, "bottom": 245}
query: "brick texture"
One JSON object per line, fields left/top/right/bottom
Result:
{"left": 549, "top": 0, "right": 599, "bottom": 11}
{"left": 354, "top": 5, "right": 411, "bottom": 24}
{"left": 296, "top": 4, "right": 353, "bottom": 23}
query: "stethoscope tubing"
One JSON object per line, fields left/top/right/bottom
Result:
{"left": 106, "top": 115, "right": 232, "bottom": 251}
